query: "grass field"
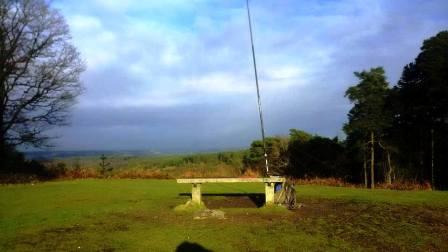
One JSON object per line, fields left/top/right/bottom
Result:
{"left": 1, "top": 179, "right": 447, "bottom": 251}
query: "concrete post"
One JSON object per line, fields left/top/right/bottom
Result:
{"left": 191, "top": 183, "right": 202, "bottom": 204}
{"left": 265, "top": 182, "right": 275, "bottom": 205}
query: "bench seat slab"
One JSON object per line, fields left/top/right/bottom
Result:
{"left": 177, "top": 177, "right": 285, "bottom": 184}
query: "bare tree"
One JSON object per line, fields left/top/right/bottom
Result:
{"left": 0, "top": 0, "right": 85, "bottom": 154}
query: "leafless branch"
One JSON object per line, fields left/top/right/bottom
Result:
{"left": 0, "top": 0, "right": 85, "bottom": 149}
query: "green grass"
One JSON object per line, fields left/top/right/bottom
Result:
{"left": 1, "top": 180, "right": 447, "bottom": 251}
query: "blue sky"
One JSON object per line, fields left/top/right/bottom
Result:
{"left": 47, "top": 0, "right": 448, "bottom": 152}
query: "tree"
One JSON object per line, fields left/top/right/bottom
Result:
{"left": 289, "top": 129, "right": 312, "bottom": 143}
{"left": 243, "top": 136, "right": 289, "bottom": 175}
{"left": 344, "top": 67, "right": 391, "bottom": 189}
{"left": 99, "top": 154, "right": 112, "bottom": 176}
{"left": 391, "top": 31, "right": 448, "bottom": 189}
{"left": 288, "top": 129, "right": 346, "bottom": 179}
{"left": 0, "top": 0, "right": 85, "bottom": 162}
{"left": 344, "top": 129, "right": 368, "bottom": 186}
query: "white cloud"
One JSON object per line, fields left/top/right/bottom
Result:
{"left": 161, "top": 45, "right": 182, "bottom": 66}
{"left": 93, "top": 0, "right": 132, "bottom": 12}
{"left": 265, "top": 65, "right": 304, "bottom": 80}
{"left": 92, "top": 0, "right": 202, "bottom": 14}
{"left": 67, "top": 15, "right": 119, "bottom": 69}
{"left": 64, "top": 0, "right": 400, "bottom": 108}
{"left": 182, "top": 72, "right": 253, "bottom": 94}
{"left": 68, "top": 15, "right": 102, "bottom": 30}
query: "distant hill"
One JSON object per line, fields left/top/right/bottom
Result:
{"left": 24, "top": 150, "right": 159, "bottom": 160}
{"left": 23, "top": 147, "right": 244, "bottom": 160}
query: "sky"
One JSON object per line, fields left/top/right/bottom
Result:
{"left": 47, "top": 0, "right": 448, "bottom": 152}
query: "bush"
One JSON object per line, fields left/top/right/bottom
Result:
{"left": 113, "top": 169, "right": 171, "bottom": 179}
{"left": 376, "top": 180, "right": 432, "bottom": 191}
{"left": 294, "top": 177, "right": 352, "bottom": 187}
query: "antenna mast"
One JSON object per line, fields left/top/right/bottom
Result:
{"left": 246, "top": 0, "right": 269, "bottom": 175}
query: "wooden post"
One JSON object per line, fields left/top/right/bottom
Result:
{"left": 191, "top": 183, "right": 202, "bottom": 204}
{"left": 265, "top": 182, "right": 275, "bottom": 205}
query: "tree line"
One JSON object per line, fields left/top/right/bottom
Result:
{"left": 245, "top": 31, "right": 448, "bottom": 189}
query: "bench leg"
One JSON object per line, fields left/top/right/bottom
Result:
{"left": 265, "top": 182, "right": 275, "bottom": 205}
{"left": 192, "top": 183, "right": 202, "bottom": 204}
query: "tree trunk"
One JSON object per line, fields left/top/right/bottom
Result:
{"left": 386, "top": 150, "right": 393, "bottom": 185}
{"left": 431, "top": 128, "right": 435, "bottom": 190}
{"left": 0, "top": 132, "right": 6, "bottom": 172}
{"left": 363, "top": 148, "right": 368, "bottom": 188}
{"left": 370, "top": 131, "right": 375, "bottom": 189}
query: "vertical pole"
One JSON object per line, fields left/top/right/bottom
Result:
{"left": 246, "top": 0, "right": 269, "bottom": 175}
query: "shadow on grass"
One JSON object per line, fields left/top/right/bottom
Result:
{"left": 176, "top": 241, "right": 212, "bottom": 252}
{"left": 179, "top": 193, "right": 265, "bottom": 208}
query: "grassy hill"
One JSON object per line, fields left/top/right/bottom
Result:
{"left": 1, "top": 180, "right": 447, "bottom": 251}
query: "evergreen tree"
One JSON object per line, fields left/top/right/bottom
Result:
{"left": 391, "top": 31, "right": 448, "bottom": 189}
{"left": 344, "top": 67, "right": 391, "bottom": 188}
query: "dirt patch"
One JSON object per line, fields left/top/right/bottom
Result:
{"left": 290, "top": 198, "right": 369, "bottom": 219}
{"left": 7, "top": 224, "right": 88, "bottom": 251}
{"left": 194, "top": 209, "right": 226, "bottom": 220}
{"left": 210, "top": 198, "right": 448, "bottom": 251}
{"left": 93, "top": 222, "right": 130, "bottom": 232}
{"left": 41, "top": 224, "right": 86, "bottom": 235}
{"left": 290, "top": 198, "right": 448, "bottom": 251}
{"left": 202, "top": 193, "right": 265, "bottom": 208}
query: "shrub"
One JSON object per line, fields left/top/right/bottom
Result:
{"left": 113, "top": 169, "right": 171, "bottom": 179}
{"left": 377, "top": 180, "right": 432, "bottom": 191}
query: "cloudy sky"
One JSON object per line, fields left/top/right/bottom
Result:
{"left": 48, "top": 0, "right": 448, "bottom": 152}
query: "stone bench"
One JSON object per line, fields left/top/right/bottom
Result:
{"left": 176, "top": 177, "right": 286, "bottom": 206}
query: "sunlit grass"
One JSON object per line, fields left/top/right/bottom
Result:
{"left": 1, "top": 180, "right": 447, "bottom": 251}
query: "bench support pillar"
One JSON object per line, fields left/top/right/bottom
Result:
{"left": 191, "top": 183, "right": 202, "bottom": 204}
{"left": 265, "top": 182, "right": 275, "bottom": 205}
